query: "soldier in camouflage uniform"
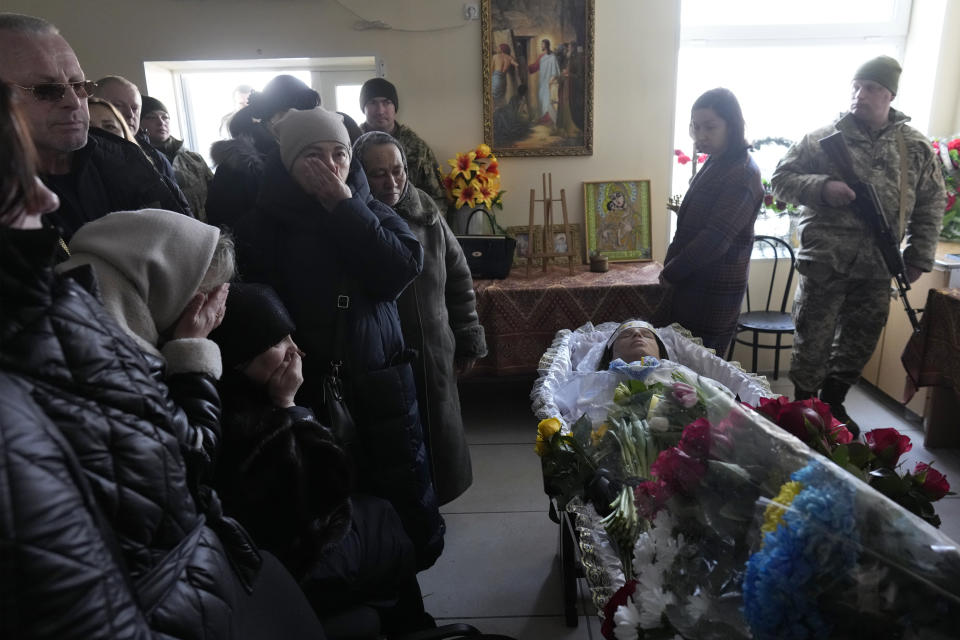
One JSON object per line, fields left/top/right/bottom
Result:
{"left": 772, "top": 56, "right": 945, "bottom": 435}
{"left": 359, "top": 78, "right": 447, "bottom": 210}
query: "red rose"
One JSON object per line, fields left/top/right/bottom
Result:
{"left": 913, "top": 462, "right": 950, "bottom": 501}
{"left": 865, "top": 428, "right": 913, "bottom": 468}
{"left": 753, "top": 396, "right": 840, "bottom": 445}
{"left": 829, "top": 422, "right": 854, "bottom": 445}
{"left": 678, "top": 418, "right": 711, "bottom": 460}
{"left": 634, "top": 479, "right": 671, "bottom": 520}
{"left": 601, "top": 580, "right": 637, "bottom": 639}
{"left": 763, "top": 194, "right": 775, "bottom": 207}
{"left": 652, "top": 447, "right": 706, "bottom": 496}
{"left": 947, "top": 193, "right": 956, "bottom": 212}
{"left": 948, "top": 138, "right": 960, "bottom": 151}
{"left": 676, "top": 152, "right": 691, "bottom": 165}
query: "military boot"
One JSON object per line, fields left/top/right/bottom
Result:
{"left": 793, "top": 387, "right": 818, "bottom": 401}
{"left": 820, "top": 377, "right": 860, "bottom": 438}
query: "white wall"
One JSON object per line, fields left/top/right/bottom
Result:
{"left": 7, "top": 0, "right": 681, "bottom": 261}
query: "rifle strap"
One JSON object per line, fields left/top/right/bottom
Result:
{"left": 896, "top": 128, "right": 908, "bottom": 240}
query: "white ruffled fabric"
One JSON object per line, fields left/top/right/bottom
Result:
{"left": 531, "top": 322, "right": 776, "bottom": 429}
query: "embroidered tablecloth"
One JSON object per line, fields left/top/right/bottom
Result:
{"left": 471, "top": 262, "right": 668, "bottom": 376}
{"left": 902, "top": 287, "right": 960, "bottom": 404}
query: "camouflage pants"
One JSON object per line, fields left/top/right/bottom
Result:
{"left": 790, "top": 260, "right": 891, "bottom": 392}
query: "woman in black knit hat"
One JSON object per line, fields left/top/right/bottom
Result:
{"left": 210, "top": 282, "right": 436, "bottom": 636}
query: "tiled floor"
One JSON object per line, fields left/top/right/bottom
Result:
{"left": 418, "top": 374, "right": 960, "bottom": 639}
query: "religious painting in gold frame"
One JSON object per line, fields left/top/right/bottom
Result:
{"left": 481, "top": 0, "right": 594, "bottom": 156}
{"left": 583, "top": 180, "right": 652, "bottom": 262}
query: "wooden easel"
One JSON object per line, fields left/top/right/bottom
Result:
{"left": 527, "top": 172, "right": 576, "bottom": 275}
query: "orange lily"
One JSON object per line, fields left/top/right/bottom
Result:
{"left": 475, "top": 143, "right": 492, "bottom": 159}
{"left": 448, "top": 151, "right": 479, "bottom": 181}
{"left": 475, "top": 181, "right": 496, "bottom": 209}
{"left": 453, "top": 183, "right": 479, "bottom": 208}
{"left": 483, "top": 158, "right": 500, "bottom": 178}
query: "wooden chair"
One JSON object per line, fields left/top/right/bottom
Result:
{"left": 727, "top": 235, "right": 796, "bottom": 379}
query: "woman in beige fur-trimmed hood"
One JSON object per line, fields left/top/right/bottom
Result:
{"left": 58, "top": 208, "right": 234, "bottom": 468}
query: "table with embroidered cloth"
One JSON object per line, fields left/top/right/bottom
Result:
{"left": 902, "top": 287, "right": 960, "bottom": 447}
{"left": 471, "top": 262, "right": 669, "bottom": 376}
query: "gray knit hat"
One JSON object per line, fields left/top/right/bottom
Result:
{"left": 853, "top": 56, "right": 902, "bottom": 95}
{"left": 271, "top": 107, "right": 352, "bottom": 171}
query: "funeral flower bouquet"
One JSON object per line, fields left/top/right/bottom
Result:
{"left": 931, "top": 135, "right": 960, "bottom": 241}
{"left": 536, "top": 360, "right": 960, "bottom": 640}
{"left": 442, "top": 143, "right": 505, "bottom": 210}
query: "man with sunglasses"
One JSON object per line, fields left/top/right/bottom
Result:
{"left": 0, "top": 13, "right": 187, "bottom": 240}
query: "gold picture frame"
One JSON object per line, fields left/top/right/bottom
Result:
{"left": 583, "top": 180, "right": 653, "bottom": 262}
{"left": 481, "top": 0, "right": 594, "bottom": 156}
{"left": 507, "top": 224, "right": 542, "bottom": 266}
{"left": 508, "top": 223, "right": 582, "bottom": 266}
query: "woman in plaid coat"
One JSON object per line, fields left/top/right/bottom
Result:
{"left": 662, "top": 88, "right": 764, "bottom": 355}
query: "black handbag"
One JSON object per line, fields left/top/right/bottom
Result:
{"left": 456, "top": 208, "right": 517, "bottom": 279}
{"left": 318, "top": 278, "right": 360, "bottom": 458}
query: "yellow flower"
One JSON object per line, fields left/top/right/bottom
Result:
{"left": 475, "top": 143, "right": 492, "bottom": 159}
{"left": 448, "top": 151, "right": 479, "bottom": 181}
{"left": 649, "top": 395, "right": 661, "bottom": 413}
{"left": 590, "top": 422, "right": 609, "bottom": 447}
{"left": 760, "top": 480, "right": 804, "bottom": 543}
{"left": 535, "top": 417, "right": 562, "bottom": 456}
{"left": 453, "top": 182, "right": 479, "bottom": 208}
{"left": 475, "top": 181, "right": 497, "bottom": 209}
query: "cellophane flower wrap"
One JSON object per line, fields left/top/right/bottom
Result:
{"left": 442, "top": 143, "right": 505, "bottom": 210}
{"left": 534, "top": 339, "right": 960, "bottom": 639}
{"left": 931, "top": 135, "right": 960, "bottom": 241}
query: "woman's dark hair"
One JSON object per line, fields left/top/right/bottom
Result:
{"left": 0, "top": 81, "right": 40, "bottom": 226}
{"left": 691, "top": 87, "right": 748, "bottom": 159}
{"left": 228, "top": 74, "right": 320, "bottom": 141}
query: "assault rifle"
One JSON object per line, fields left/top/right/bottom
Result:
{"left": 818, "top": 131, "right": 921, "bottom": 332}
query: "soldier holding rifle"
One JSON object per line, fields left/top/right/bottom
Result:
{"left": 771, "top": 56, "right": 945, "bottom": 435}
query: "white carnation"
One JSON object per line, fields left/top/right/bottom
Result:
{"left": 612, "top": 598, "right": 642, "bottom": 640}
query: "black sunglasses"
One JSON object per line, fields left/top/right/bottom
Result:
{"left": 12, "top": 80, "right": 98, "bottom": 102}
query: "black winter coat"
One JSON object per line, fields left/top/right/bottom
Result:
{"left": 0, "top": 228, "right": 258, "bottom": 639}
{"left": 206, "top": 134, "right": 270, "bottom": 230}
{"left": 41, "top": 128, "right": 189, "bottom": 240}
{"left": 235, "top": 153, "right": 445, "bottom": 569}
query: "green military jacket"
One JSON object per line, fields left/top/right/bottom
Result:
{"left": 363, "top": 120, "right": 447, "bottom": 210}
{"left": 771, "top": 109, "right": 945, "bottom": 277}
{"left": 157, "top": 137, "right": 214, "bottom": 222}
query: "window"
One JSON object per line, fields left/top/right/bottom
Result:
{"left": 671, "top": 0, "right": 912, "bottom": 246}
{"left": 144, "top": 57, "right": 377, "bottom": 166}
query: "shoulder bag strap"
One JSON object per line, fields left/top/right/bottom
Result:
{"left": 896, "top": 128, "right": 909, "bottom": 240}
{"left": 331, "top": 274, "right": 350, "bottom": 375}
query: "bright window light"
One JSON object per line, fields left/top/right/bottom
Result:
{"left": 671, "top": 1, "right": 909, "bottom": 246}
{"left": 181, "top": 69, "right": 312, "bottom": 166}
{"left": 336, "top": 84, "right": 364, "bottom": 126}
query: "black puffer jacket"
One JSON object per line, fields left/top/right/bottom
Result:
{"left": 41, "top": 128, "right": 189, "bottom": 240}
{"left": 235, "top": 153, "right": 445, "bottom": 570}
{"left": 206, "top": 134, "right": 269, "bottom": 230}
{"left": 0, "top": 228, "right": 256, "bottom": 639}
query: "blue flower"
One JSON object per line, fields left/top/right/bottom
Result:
{"left": 743, "top": 461, "right": 860, "bottom": 639}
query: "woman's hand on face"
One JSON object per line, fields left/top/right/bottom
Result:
{"left": 294, "top": 157, "right": 352, "bottom": 211}
{"left": 173, "top": 283, "right": 230, "bottom": 340}
{"left": 266, "top": 350, "right": 303, "bottom": 408}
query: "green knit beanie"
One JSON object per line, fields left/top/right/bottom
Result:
{"left": 853, "top": 56, "right": 901, "bottom": 95}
